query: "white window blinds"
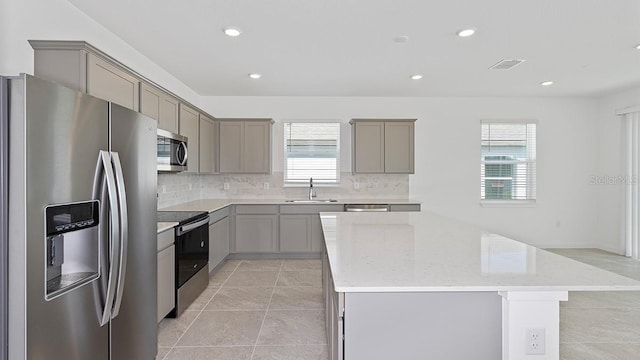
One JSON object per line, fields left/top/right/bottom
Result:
{"left": 284, "top": 122, "right": 340, "bottom": 184}
{"left": 481, "top": 121, "right": 537, "bottom": 201}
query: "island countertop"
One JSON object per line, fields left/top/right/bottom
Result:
{"left": 319, "top": 211, "right": 640, "bottom": 293}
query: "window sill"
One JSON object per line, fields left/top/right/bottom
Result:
{"left": 480, "top": 200, "right": 536, "bottom": 208}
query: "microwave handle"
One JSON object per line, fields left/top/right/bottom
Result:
{"left": 176, "top": 141, "right": 188, "bottom": 166}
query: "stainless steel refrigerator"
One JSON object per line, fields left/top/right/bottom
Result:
{"left": 0, "top": 74, "right": 157, "bottom": 360}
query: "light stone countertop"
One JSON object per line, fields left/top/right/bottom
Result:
{"left": 157, "top": 222, "right": 178, "bottom": 234}
{"left": 159, "top": 198, "right": 421, "bottom": 213}
{"left": 320, "top": 211, "right": 640, "bottom": 293}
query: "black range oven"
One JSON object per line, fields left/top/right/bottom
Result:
{"left": 157, "top": 210, "right": 209, "bottom": 317}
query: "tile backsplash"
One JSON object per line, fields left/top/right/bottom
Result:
{"left": 157, "top": 172, "right": 409, "bottom": 208}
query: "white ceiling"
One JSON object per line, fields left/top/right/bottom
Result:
{"left": 68, "top": 0, "right": 640, "bottom": 97}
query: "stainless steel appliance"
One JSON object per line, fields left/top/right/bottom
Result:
{"left": 157, "top": 129, "right": 188, "bottom": 172}
{"left": 1, "top": 74, "right": 157, "bottom": 360}
{"left": 157, "top": 211, "right": 209, "bottom": 317}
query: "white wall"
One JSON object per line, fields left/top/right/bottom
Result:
{"left": 0, "top": 0, "right": 619, "bottom": 250}
{"left": 0, "top": 0, "right": 200, "bottom": 106}
{"left": 595, "top": 85, "right": 640, "bottom": 253}
{"left": 201, "top": 96, "right": 601, "bottom": 248}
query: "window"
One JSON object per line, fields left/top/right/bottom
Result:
{"left": 481, "top": 121, "right": 536, "bottom": 201}
{"left": 284, "top": 122, "right": 340, "bottom": 185}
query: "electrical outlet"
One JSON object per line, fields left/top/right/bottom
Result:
{"left": 223, "top": 182, "right": 230, "bottom": 190}
{"left": 525, "top": 328, "right": 545, "bottom": 355}
{"left": 354, "top": 182, "right": 360, "bottom": 190}
{"left": 188, "top": 183, "right": 192, "bottom": 190}
{"left": 263, "top": 182, "right": 270, "bottom": 190}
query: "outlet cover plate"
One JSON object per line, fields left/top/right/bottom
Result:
{"left": 525, "top": 328, "right": 545, "bottom": 355}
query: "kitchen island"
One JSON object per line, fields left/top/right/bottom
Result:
{"left": 320, "top": 211, "right": 640, "bottom": 360}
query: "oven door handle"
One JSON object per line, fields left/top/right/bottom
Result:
{"left": 176, "top": 217, "right": 209, "bottom": 236}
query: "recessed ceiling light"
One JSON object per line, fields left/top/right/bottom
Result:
{"left": 393, "top": 35, "right": 410, "bottom": 44}
{"left": 457, "top": 28, "right": 476, "bottom": 37}
{"left": 410, "top": 74, "right": 423, "bottom": 80}
{"left": 249, "top": 73, "right": 262, "bottom": 79}
{"left": 636, "top": 44, "right": 640, "bottom": 50}
{"left": 541, "top": 81, "right": 554, "bottom": 86}
{"left": 223, "top": 27, "right": 242, "bottom": 37}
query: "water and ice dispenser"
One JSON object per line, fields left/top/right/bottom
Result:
{"left": 44, "top": 201, "right": 100, "bottom": 300}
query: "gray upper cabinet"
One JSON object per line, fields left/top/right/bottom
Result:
{"left": 30, "top": 41, "right": 140, "bottom": 111}
{"left": 87, "top": 54, "right": 139, "bottom": 111}
{"left": 179, "top": 104, "right": 200, "bottom": 173}
{"left": 384, "top": 121, "right": 415, "bottom": 173}
{"left": 219, "top": 121, "right": 243, "bottom": 173}
{"left": 140, "top": 82, "right": 179, "bottom": 133}
{"left": 351, "top": 119, "right": 416, "bottom": 174}
{"left": 352, "top": 121, "right": 385, "bottom": 173}
{"left": 140, "top": 83, "right": 161, "bottom": 119}
{"left": 160, "top": 96, "right": 180, "bottom": 133}
{"left": 244, "top": 121, "right": 271, "bottom": 173}
{"left": 30, "top": 40, "right": 211, "bottom": 140}
{"left": 219, "top": 119, "right": 272, "bottom": 174}
{"left": 199, "top": 114, "right": 216, "bottom": 174}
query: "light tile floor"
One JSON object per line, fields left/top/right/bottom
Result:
{"left": 157, "top": 251, "right": 640, "bottom": 360}
{"left": 547, "top": 249, "right": 640, "bottom": 360}
{"left": 156, "top": 259, "right": 327, "bottom": 360}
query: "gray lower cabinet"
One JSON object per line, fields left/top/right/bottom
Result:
{"left": 322, "top": 247, "right": 344, "bottom": 360}
{"left": 232, "top": 205, "right": 278, "bottom": 253}
{"left": 157, "top": 229, "right": 175, "bottom": 323}
{"left": 234, "top": 215, "right": 278, "bottom": 253}
{"left": 280, "top": 204, "right": 342, "bottom": 253}
{"left": 209, "top": 209, "right": 230, "bottom": 272}
{"left": 230, "top": 203, "right": 419, "bottom": 256}
{"left": 280, "top": 215, "right": 312, "bottom": 252}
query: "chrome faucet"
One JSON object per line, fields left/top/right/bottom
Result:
{"left": 309, "top": 177, "right": 317, "bottom": 200}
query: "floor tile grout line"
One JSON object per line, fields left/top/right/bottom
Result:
{"left": 163, "top": 259, "right": 240, "bottom": 358}
{"left": 249, "top": 259, "right": 284, "bottom": 360}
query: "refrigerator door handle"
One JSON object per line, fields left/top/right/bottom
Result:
{"left": 110, "top": 152, "right": 128, "bottom": 319}
{"left": 94, "top": 151, "right": 121, "bottom": 327}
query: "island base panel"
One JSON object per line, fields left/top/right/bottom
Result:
{"left": 344, "top": 292, "right": 502, "bottom": 360}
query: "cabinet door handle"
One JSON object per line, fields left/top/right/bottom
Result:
{"left": 200, "top": 241, "right": 205, "bottom": 248}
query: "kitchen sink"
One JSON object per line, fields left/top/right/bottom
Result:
{"left": 285, "top": 199, "right": 338, "bottom": 203}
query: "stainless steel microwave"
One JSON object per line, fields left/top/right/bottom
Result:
{"left": 157, "top": 129, "right": 188, "bottom": 172}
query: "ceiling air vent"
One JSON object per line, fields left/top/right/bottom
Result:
{"left": 489, "top": 59, "right": 526, "bottom": 70}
